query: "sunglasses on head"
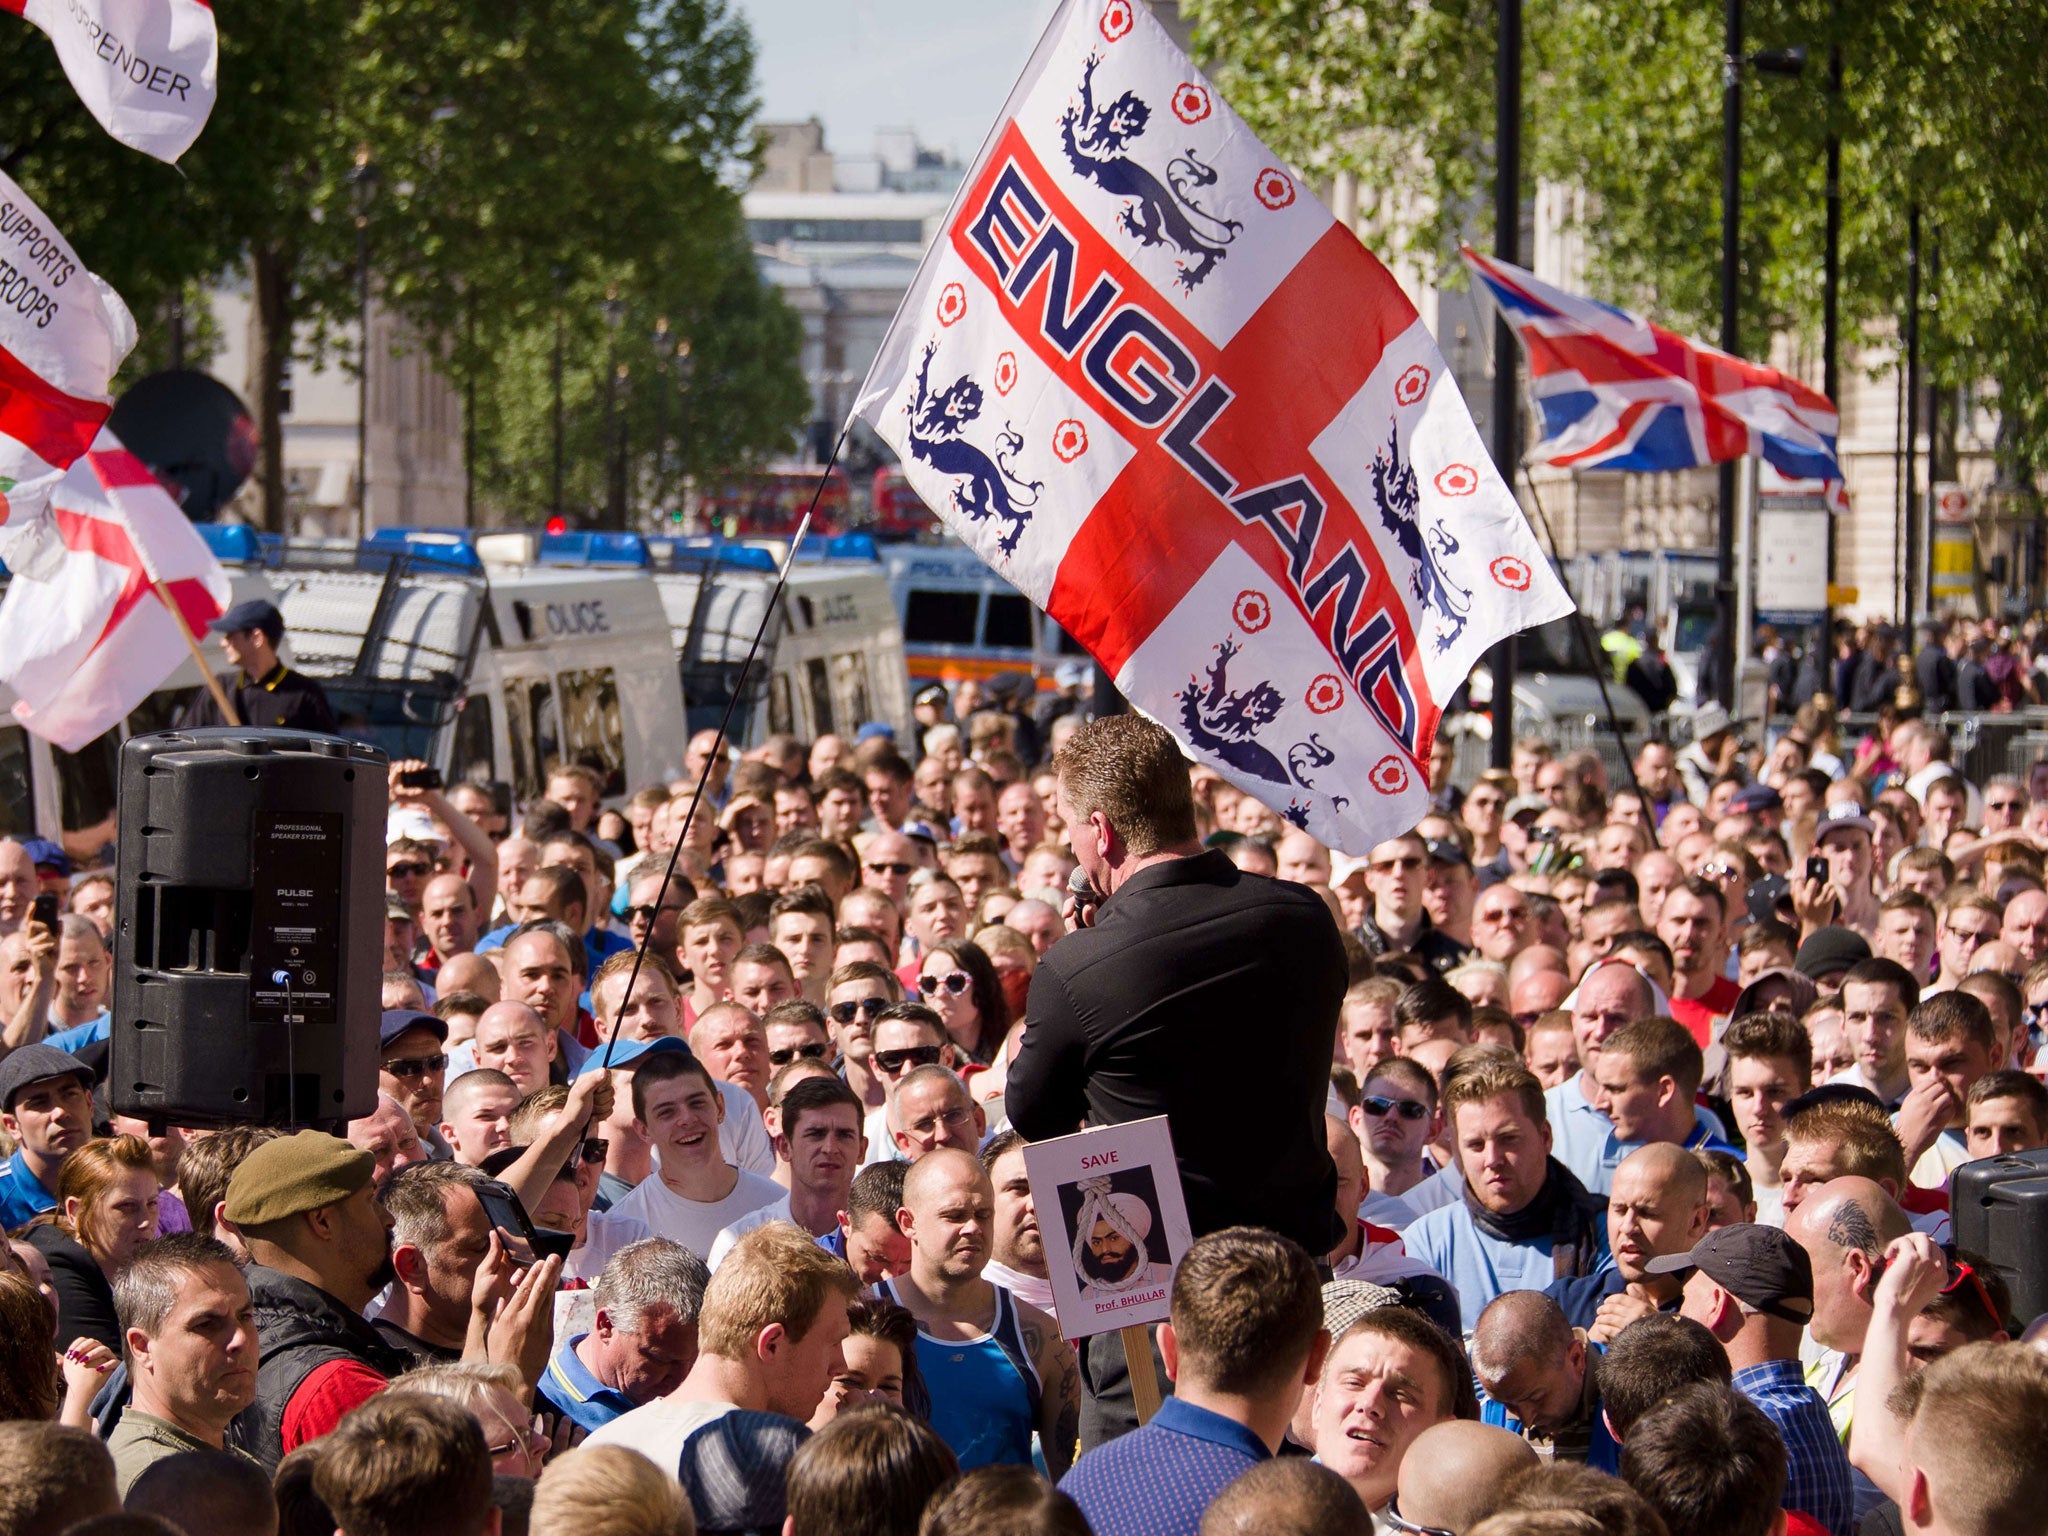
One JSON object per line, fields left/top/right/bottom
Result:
{"left": 918, "top": 971, "right": 972, "bottom": 999}
{"left": 1941, "top": 1257, "right": 2004, "bottom": 1330}
{"left": 1360, "top": 1095, "right": 1430, "bottom": 1122}
{"left": 830, "top": 997, "right": 889, "bottom": 1024}
{"left": 874, "top": 1045, "right": 944, "bottom": 1073}
{"left": 768, "top": 1041, "right": 831, "bottom": 1067}
{"left": 386, "top": 861, "right": 432, "bottom": 881}
{"left": 1385, "top": 1498, "right": 1456, "bottom": 1536}
{"left": 383, "top": 1053, "right": 449, "bottom": 1078}
{"left": 867, "top": 861, "right": 916, "bottom": 877}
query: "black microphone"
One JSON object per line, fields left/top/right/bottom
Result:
{"left": 1068, "top": 864, "right": 1101, "bottom": 923}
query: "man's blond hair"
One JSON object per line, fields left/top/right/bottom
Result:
{"left": 1893, "top": 1341, "right": 2048, "bottom": 1536}
{"left": 1783, "top": 1099, "right": 1906, "bottom": 1187}
{"left": 697, "top": 1222, "right": 858, "bottom": 1360}
{"left": 1053, "top": 714, "right": 1196, "bottom": 857}
{"left": 1441, "top": 1053, "right": 1548, "bottom": 1128}
{"left": 530, "top": 1445, "right": 693, "bottom": 1536}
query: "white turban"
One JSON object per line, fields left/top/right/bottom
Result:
{"left": 1072, "top": 1176, "right": 1153, "bottom": 1283}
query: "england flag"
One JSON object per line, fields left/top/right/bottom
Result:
{"left": 1462, "top": 246, "right": 1842, "bottom": 483}
{"left": 852, "top": 0, "right": 1572, "bottom": 854}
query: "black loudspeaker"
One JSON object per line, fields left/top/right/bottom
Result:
{"left": 112, "top": 729, "right": 388, "bottom": 1130}
{"left": 1951, "top": 1146, "right": 2048, "bottom": 1328}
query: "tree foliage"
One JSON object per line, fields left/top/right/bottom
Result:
{"left": 1185, "top": 0, "right": 2048, "bottom": 482}
{"left": 0, "top": 0, "right": 808, "bottom": 530}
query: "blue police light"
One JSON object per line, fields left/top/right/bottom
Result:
{"left": 823, "top": 532, "right": 880, "bottom": 562}
{"left": 662, "top": 536, "right": 778, "bottom": 573}
{"left": 196, "top": 523, "right": 265, "bottom": 564}
{"left": 538, "top": 532, "right": 652, "bottom": 568}
{"left": 359, "top": 528, "right": 483, "bottom": 572}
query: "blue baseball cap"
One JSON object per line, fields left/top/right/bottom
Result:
{"left": 207, "top": 598, "right": 284, "bottom": 641}
{"left": 379, "top": 1008, "right": 446, "bottom": 1050}
{"left": 17, "top": 838, "right": 69, "bottom": 877}
{"left": 577, "top": 1035, "right": 692, "bottom": 1076}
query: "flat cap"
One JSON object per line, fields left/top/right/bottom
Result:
{"left": 0, "top": 1044, "right": 94, "bottom": 1112}
{"left": 223, "top": 1129, "right": 375, "bottom": 1225}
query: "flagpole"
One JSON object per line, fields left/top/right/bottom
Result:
{"left": 153, "top": 581, "right": 241, "bottom": 726}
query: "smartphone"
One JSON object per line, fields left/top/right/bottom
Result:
{"left": 29, "top": 893, "right": 59, "bottom": 933}
{"left": 471, "top": 1179, "right": 572, "bottom": 1266}
{"left": 1806, "top": 854, "right": 1829, "bottom": 884}
{"left": 398, "top": 766, "right": 444, "bottom": 791}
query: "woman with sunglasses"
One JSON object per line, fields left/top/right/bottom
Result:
{"left": 916, "top": 939, "right": 1011, "bottom": 1068}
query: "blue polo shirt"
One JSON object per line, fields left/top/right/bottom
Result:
{"left": 0, "top": 1148, "right": 58, "bottom": 1231}
{"left": 535, "top": 1333, "right": 637, "bottom": 1433}
{"left": 1545, "top": 1074, "right": 1734, "bottom": 1194}
{"left": 1059, "top": 1395, "right": 1268, "bottom": 1536}
{"left": 44, "top": 1012, "right": 110, "bottom": 1054}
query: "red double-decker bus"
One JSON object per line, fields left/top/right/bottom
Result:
{"left": 868, "top": 466, "right": 939, "bottom": 539}
{"left": 697, "top": 465, "right": 850, "bottom": 537}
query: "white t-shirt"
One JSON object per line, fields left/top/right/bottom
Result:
{"left": 610, "top": 1165, "right": 787, "bottom": 1263}
{"left": 706, "top": 1194, "right": 795, "bottom": 1270}
{"left": 585, "top": 1395, "right": 739, "bottom": 1472}
{"left": 1905, "top": 1126, "right": 1973, "bottom": 1190}
{"left": 565, "top": 1206, "right": 653, "bottom": 1284}
{"left": 717, "top": 1082, "right": 776, "bottom": 1175}
{"left": 859, "top": 1102, "right": 899, "bottom": 1169}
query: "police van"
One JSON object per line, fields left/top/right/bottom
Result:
{"left": 0, "top": 530, "right": 282, "bottom": 858}
{"left": 880, "top": 540, "right": 1091, "bottom": 695}
{"left": 649, "top": 533, "right": 913, "bottom": 746}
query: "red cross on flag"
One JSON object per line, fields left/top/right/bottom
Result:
{"left": 0, "top": 428, "right": 229, "bottom": 751}
{"left": 851, "top": 0, "right": 1572, "bottom": 853}
{"left": 0, "top": 167, "right": 137, "bottom": 558}
{"left": 2, "top": 0, "right": 218, "bottom": 164}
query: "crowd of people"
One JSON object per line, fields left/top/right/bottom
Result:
{"left": 1, "top": 665, "right": 2047, "bottom": 1536}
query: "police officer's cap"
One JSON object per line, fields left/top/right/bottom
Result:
{"left": 208, "top": 598, "right": 285, "bottom": 643}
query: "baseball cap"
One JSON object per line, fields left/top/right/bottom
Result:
{"left": 1745, "top": 873, "right": 1792, "bottom": 926}
{"left": 854, "top": 721, "right": 895, "bottom": 745}
{"left": 1793, "top": 925, "right": 1870, "bottom": 982}
{"left": 380, "top": 1008, "right": 447, "bottom": 1050}
{"left": 576, "top": 1035, "right": 693, "bottom": 1076}
{"left": 1644, "top": 1223, "right": 1814, "bottom": 1324}
{"left": 223, "top": 1130, "right": 376, "bottom": 1225}
{"left": 207, "top": 597, "right": 285, "bottom": 642}
{"left": 1329, "top": 854, "right": 1370, "bottom": 892}
{"left": 1729, "top": 782, "right": 1782, "bottom": 815}
{"left": 384, "top": 893, "right": 412, "bottom": 923}
{"left": 913, "top": 684, "right": 948, "bottom": 709}
{"left": 680, "top": 1411, "right": 810, "bottom": 1534}
{"left": 1424, "top": 837, "right": 1471, "bottom": 869}
{"left": 17, "top": 837, "right": 69, "bottom": 877}
{"left": 1815, "top": 802, "right": 1876, "bottom": 843}
{"left": 386, "top": 807, "right": 443, "bottom": 845}
{"left": 0, "top": 1044, "right": 94, "bottom": 1113}
{"left": 1690, "top": 702, "right": 1733, "bottom": 741}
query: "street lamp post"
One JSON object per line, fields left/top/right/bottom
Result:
{"left": 601, "top": 287, "right": 624, "bottom": 530}
{"left": 347, "top": 146, "right": 379, "bottom": 538}
{"left": 652, "top": 317, "right": 671, "bottom": 515}
{"left": 551, "top": 265, "right": 566, "bottom": 523}
{"left": 1716, "top": 4, "right": 1805, "bottom": 707}
{"left": 1489, "top": 0, "right": 1521, "bottom": 769}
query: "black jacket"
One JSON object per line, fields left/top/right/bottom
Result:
{"left": 1914, "top": 644, "right": 1957, "bottom": 715}
{"left": 230, "top": 1264, "right": 409, "bottom": 1471}
{"left": 1356, "top": 910, "right": 1470, "bottom": 975}
{"left": 25, "top": 1223, "right": 121, "bottom": 1353}
{"left": 176, "top": 664, "right": 339, "bottom": 734}
{"left": 1006, "top": 851, "right": 1347, "bottom": 1253}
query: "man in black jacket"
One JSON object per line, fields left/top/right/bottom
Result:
{"left": 1005, "top": 713, "right": 1347, "bottom": 1446}
{"left": 176, "top": 599, "right": 339, "bottom": 734}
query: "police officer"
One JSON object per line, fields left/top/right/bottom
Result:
{"left": 177, "top": 599, "right": 338, "bottom": 733}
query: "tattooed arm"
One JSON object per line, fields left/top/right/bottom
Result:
{"left": 1019, "top": 1302, "right": 1082, "bottom": 1479}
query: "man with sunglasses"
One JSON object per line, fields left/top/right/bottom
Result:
{"left": 859, "top": 830, "right": 930, "bottom": 911}
{"left": 622, "top": 871, "right": 693, "bottom": 979}
{"left": 1928, "top": 891, "right": 2000, "bottom": 997}
{"left": 861, "top": 1005, "right": 953, "bottom": 1164}
{"left": 1350, "top": 1060, "right": 1442, "bottom": 1225}
{"left": 762, "top": 1000, "right": 835, "bottom": 1074}
{"left": 379, "top": 1010, "right": 453, "bottom": 1158}
{"left": 826, "top": 962, "right": 901, "bottom": 1124}
{"left": 1356, "top": 832, "right": 1468, "bottom": 973}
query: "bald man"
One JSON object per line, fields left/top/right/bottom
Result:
{"left": 1545, "top": 1142, "right": 1709, "bottom": 1343}
{"left": 878, "top": 1147, "right": 1078, "bottom": 1475}
{"left": 1201, "top": 1459, "right": 1373, "bottom": 1536}
{"left": 1395, "top": 1421, "right": 1539, "bottom": 1535}
{"left": 1510, "top": 969, "right": 1571, "bottom": 1028}
{"left": 1471, "top": 1289, "right": 1619, "bottom": 1469}
{"left": 1786, "top": 1175, "right": 1913, "bottom": 1475}
{"left": 434, "top": 950, "right": 500, "bottom": 1004}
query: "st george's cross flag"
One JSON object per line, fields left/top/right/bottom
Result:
{"left": 3, "top": 0, "right": 218, "bottom": 164}
{"left": 852, "top": 0, "right": 1572, "bottom": 853}
{"left": 0, "top": 428, "right": 229, "bottom": 751}
{"left": 1462, "top": 246, "right": 1843, "bottom": 484}
{"left": 0, "top": 168, "right": 137, "bottom": 570}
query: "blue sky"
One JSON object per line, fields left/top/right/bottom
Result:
{"left": 733, "top": 0, "right": 1062, "bottom": 165}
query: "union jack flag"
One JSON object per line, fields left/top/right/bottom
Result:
{"left": 1462, "top": 247, "right": 1842, "bottom": 484}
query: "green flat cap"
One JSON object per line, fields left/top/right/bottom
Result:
{"left": 223, "top": 1130, "right": 376, "bottom": 1225}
